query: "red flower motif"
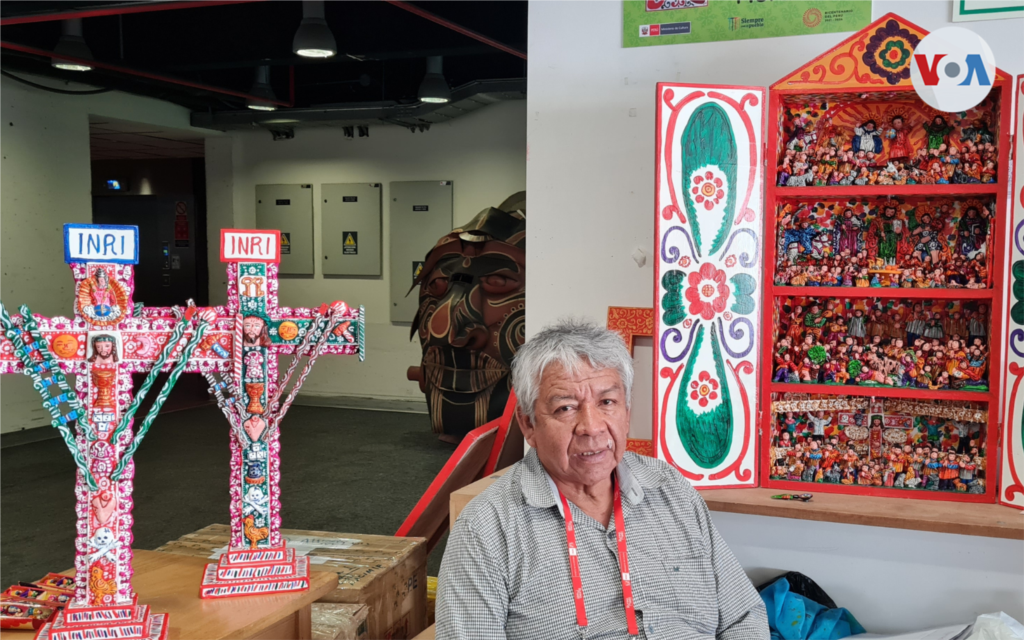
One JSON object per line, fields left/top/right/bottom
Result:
{"left": 724, "top": 255, "right": 737, "bottom": 268}
{"left": 689, "top": 370, "right": 720, "bottom": 407}
{"left": 678, "top": 256, "right": 691, "bottom": 268}
{"left": 685, "top": 262, "right": 730, "bottom": 321}
{"left": 691, "top": 170, "right": 725, "bottom": 211}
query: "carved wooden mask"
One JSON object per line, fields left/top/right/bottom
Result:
{"left": 408, "top": 192, "right": 526, "bottom": 437}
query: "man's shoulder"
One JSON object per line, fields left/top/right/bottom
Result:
{"left": 456, "top": 461, "right": 532, "bottom": 532}
{"left": 622, "top": 450, "right": 698, "bottom": 496}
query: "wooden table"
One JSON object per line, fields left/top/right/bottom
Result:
{"left": 0, "top": 550, "right": 338, "bottom": 640}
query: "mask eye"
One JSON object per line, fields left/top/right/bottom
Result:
{"left": 481, "top": 274, "right": 518, "bottom": 293}
{"left": 427, "top": 277, "right": 449, "bottom": 297}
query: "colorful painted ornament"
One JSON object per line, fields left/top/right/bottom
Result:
{"left": 654, "top": 83, "right": 764, "bottom": 487}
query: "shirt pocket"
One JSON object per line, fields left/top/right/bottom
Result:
{"left": 656, "top": 554, "right": 719, "bottom": 635}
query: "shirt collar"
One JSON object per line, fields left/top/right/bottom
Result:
{"left": 521, "top": 448, "right": 649, "bottom": 517}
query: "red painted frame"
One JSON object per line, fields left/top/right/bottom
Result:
{"left": 607, "top": 306, "right": 657, "bottom": 457}
{"left": 758, "top": 14, "right": 1011, "bottom": 504}
{"left": 653, "top": 83, "right": 765, "bottom": 490}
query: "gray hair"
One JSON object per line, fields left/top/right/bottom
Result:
{"left": 511, "top": 318, "right": 633, "bottom": 423}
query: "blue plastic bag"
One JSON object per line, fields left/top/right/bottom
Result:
{"left": 760, "top": 577, "right": 866, "bottom": 640}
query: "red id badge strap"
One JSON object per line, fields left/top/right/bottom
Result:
{"left": 559, "top": 491, "right": 589, "bottom": 629}
{"left": 558, "top": 480, "right": 639, "bottom": 636}
{"left": 612, "top": 481, "right": 639, "bottom": 636}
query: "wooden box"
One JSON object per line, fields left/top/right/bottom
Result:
{"left": 156, "top": 524, "right": 427, "bottom": 639}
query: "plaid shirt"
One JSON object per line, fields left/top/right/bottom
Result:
{"left": 437, "top": 449, "right": 768, "bottom": 640}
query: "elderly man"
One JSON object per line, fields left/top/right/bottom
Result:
{"left": 437, "top": 320, "right": 768, "bottom": 639}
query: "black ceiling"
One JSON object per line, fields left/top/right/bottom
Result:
{"left": 0, "top": 1, "right": 527, "bottom": 112}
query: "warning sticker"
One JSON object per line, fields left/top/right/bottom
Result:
{"left": 343, "top": 232, "right": 358, "bottom": 255}
{"left": 281, "top": 232, "right": 291, "bottom": 255}
{"left": 412, "top": 261, "right": 425, "bottom": 283}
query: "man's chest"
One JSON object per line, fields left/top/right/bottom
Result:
{"left": 504, "top": 508, "right": 718, "bottom": 640}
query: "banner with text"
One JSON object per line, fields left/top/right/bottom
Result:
{"left": 623, "top": 0, "right": 872, "bottom": 48}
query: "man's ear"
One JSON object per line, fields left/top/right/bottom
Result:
{"left": 516, "top": 406, "right": 537, "bottom": 449}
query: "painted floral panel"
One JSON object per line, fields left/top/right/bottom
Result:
{"left": 654, "top": 84, "right": 764, "bottom": 487}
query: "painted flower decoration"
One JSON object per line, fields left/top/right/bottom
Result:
{"left": 690, "top": 170, "right": 726, "bottom": 211}
{"left": 678, "top": 256, "right": 691, "bottom": 268}
{"left": 689, "top": 371, "right": 719, "bottom": 407}
{"left": 862, "top": 19, "right": 920, "bottom": 85}
{"left": 685, "top": 262, "right": 730, "bottom": 321}
{"left": 724, "top": 255, "right": 737, "bottom": 268}
{"left": 879, "top": 39, "right": 911, "bottom": 71}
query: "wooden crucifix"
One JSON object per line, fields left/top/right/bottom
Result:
{"left": 198, "top": 229, "right": 364, "bottom": 598}
{"left": 0, "top": 224, "right": 224, "bottom": 640}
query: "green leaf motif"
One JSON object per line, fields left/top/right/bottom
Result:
{"left": 681, "top": 102, "right": 737, "bottom": 258}
{"left": 729, "top": 273, "right": 756, "bottom": 316}
{"left": 1012, "top": 261, "right": 1024, "bottom": 326}
{"left": 661, "top": 270, "right": 687, "bottom": 326}
{"left": 675, "top": 323, "right": 733, "bottom": 469}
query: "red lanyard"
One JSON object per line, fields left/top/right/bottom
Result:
{"left": 558, "top": 478, "right": 639, "bottom": 636}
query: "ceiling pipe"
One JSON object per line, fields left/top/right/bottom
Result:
{"left": 1, "top": 40, "right": 293, "bottom": 107}
{"left": 190, "top": 77, "right": 525, "bottom": 131}
{"left": 382, "top": 1, "right": 527, "bottom": 60}
{"left": 0, "top": 1, "right": 266, "bottom": 27}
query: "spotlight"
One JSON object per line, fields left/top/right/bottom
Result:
{"left": 247, "top": 66, "right": 278, "bottom": 111}
{"left": 52, "top": 19, "right": 93, "bottom": 71}
{"left": 293, "top": 1, "right": 336, "bottom": 58}
{"left": 418, "top": 56, "right": 450, "bottom": 104}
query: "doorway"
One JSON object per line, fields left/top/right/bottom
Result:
{"left": 89, "top": 117, "right": 211, "bottom": 412}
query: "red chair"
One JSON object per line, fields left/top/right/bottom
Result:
{"left": 395, "top": 391, "right": 521, "bottom": 552}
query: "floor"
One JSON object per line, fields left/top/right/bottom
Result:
{"left": 0, "top": 404, "right": 454, "bottom": 586}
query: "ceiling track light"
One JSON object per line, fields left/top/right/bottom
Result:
{"left": 293, "top": 0, "right": 337, "bottom": 58}
{"left": 247, "top": 65, "right": 278, "bottom": 111}
{"left": 52, "top": 18, "right": 93, "bottom": 71}
{"left": 418, "top": 56, "right": 451, "bottom": 104}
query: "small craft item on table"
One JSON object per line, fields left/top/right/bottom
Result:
{"left": 197, "top": 230, "right": 365, "bottom": 599}
{"left": 407, "top": 192, "right": 525, "bottom": 442}
{"left": 0, "top": 224, "right": 220, "bottom": 640}
{"left": 0, "top": 574, "right": 75, "bottom": 631}
{"left": 771, "top": 493, "right": 813, "bottom": 502}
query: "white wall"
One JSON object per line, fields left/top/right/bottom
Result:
{"left": 204, "top": 100, "right": 526, "bottom": 404}
{"left": 0, "top": 75, "right": 212, "bottom": 433}
{"left": 527, "top": 0, "right": 1024, "bottom": 630}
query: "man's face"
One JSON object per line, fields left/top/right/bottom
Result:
{"left": 243, "top": 317, "right": 264, "bottom": 343}
{"left": 95, "top": 340, "right": 113, "bottom": 358}
{"left": 519, "top": 361, "right": 629, "bottom": 489}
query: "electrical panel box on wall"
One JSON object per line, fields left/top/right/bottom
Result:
{"left": 389, "top": 180, "right": 453, "bottom": 323}
{"left": 255, "top": 184, "right": 314, "bottom": 275}
{"left": 322, "top": 183, "right": 382, "bottom": 277}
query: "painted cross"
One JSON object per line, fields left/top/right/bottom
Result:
{"left": 199, "top": 229, "right": 363, "bottom": 598}
{"left": 0, "top": 223, "right": 224, "bottom": 638}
